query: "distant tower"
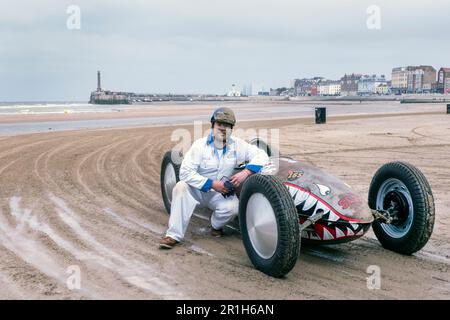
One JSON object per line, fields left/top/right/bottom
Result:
{"left": 97, "top": 70, "right": 102, "bottom": 92}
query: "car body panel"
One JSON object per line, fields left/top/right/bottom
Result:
{"left": 260, "top": 157, "right": 373, "bottom": 243}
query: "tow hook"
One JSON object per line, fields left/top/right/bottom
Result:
{"left": 372, "top": 209, "right": 394, "bottom": 224}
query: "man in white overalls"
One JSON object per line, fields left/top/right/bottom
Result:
{"left": 159, "top": 107, "right": 269, "bottom": 249}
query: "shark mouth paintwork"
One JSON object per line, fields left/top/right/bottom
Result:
{"left": 284, "top": 182, "right": 371, "bottom": 243}
{"left": 258, "top": 156, "right": 374, "bottom": 242}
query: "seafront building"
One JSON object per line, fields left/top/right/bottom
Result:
{"left": 437, "top": 68, "right": 450, "bottom": 94}
{"left": 318, "top": 81, "right": 341, "bottom": 96}
{"left": 357, "top": 75, "right": 388, "bottom": 95}
{"left": 292, "top": 77, "right": 324, "bottom": 96}
{"left": 391, "top": 66, "right": 436, "bottom": 94}
{"left": 340, "top": 74, "right": 363, "bottom": 96}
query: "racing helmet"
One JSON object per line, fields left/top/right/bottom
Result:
{"left": 210, "top": 107, "right": 236, "bottom": 127}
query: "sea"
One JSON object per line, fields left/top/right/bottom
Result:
{"left": 0, "top": 102, "right": 132, "bottom": 115}
{"left": 0, "top": 101, "right": 207, "bottom": 135}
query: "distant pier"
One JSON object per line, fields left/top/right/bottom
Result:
{"left": 89, "top": 71, "right": 130, "bottom": 104}
{"left": 89, "top": 71, "right": 249, "bottom": 105}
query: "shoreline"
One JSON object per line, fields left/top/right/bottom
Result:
{"left": 0, "top": 99, "right": 447, "bottom": 123}
{"left": 0, "top": 110, "right": 444, "bottom": 137}
{"left": 0, "top": 101, "right": 447, "bottom": 136}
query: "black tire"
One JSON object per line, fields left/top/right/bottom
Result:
{"left": 239, "top": 174, "right": 300, "bottom": 278}
{"left": 368, "top": 161, "right": 435, "bottom": 254}
{"left": 160, "top": 150, "right": 181, "bottom": 214}
{"left": 249, "top": 138, "right": 275, "bottom": 157}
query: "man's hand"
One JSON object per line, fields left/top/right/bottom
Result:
{"left": 230, "top": 169, "right": 252, "bottom": 188}
{"left": 211, "top": 180, "right": 229, "bottom": 194}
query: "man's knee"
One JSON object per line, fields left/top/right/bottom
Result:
{"left": 173, "top": 181, "right": 190, "bottom": 195}
{"left": 215, "top": 198, "right": 239, "bottom": 215}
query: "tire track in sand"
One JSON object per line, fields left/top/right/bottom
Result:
{"left": 21, "top": 133, "right": 183, "bottom": 297}
{"left": 48, "top": 193, "right": 182, "bottom": 298}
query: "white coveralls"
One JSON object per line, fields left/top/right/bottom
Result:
{"left": 165, "top": 132, "right": 269, "bottom": 242}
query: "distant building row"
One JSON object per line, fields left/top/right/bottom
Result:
{"left": 292, "top": 74, "right": 389, "bottom": 97}
{"left": 391, "top": 66, "right": 450, "bottom": 94}
{"left": 290, "top": 65, "right": 450, "bottom": 97}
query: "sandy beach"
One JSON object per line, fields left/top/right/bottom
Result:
{"left": 0, "top": 101, "right": 449, "bottom": 299}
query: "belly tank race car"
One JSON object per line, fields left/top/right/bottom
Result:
{"left": 160, "top": 138, "right": 435, "bottom": 278}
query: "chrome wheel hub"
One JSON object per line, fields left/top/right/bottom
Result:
{"left": 376, "top": 178, "right": 414, "bottom": 238}
{"left": 246, "top": 193, "right": 278, "bottom": 259}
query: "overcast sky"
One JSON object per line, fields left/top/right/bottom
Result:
{"left": 1, "top": 0, "right": 449, "bottom": 101}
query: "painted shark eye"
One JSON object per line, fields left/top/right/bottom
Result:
{"left": 315, "top": 183, "right": 331, "bottom": 196}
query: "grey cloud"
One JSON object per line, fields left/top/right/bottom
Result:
{"left": 0, "top": 0, "right": 449, "bottom": 101}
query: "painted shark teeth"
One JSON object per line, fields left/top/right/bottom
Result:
{"left": 346, "top": 227, "right": 354, "bottom": 236}
{"left": 309, "top": 232, "right": 321, "bottom": 240}
{"left": 301, "top": 224, "right": 364, "bottom": 241}
{"left": 327, "top": 210, "right": 340, "bottom": 222}
{"left": 302, "top": 196, "right": 317, "bottom": 211}
{"left": 322, "top": 227, "right": 334, "bottom": 240}
{"left": 287, "top": 187, "right": 298, "bottom": 198}
{"left": 291, "top": 189, "right": 308, "bottom": 206}
{"left": 335, "top": 227, "right": 345, "bottom": 238}
{"left": 350, "top": 222, "right": 359, "bottom": 230}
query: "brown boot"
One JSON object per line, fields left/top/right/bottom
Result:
{"left": 211, "top": 227, "right": 224, "bottom": 238}
{"left": 159, "top": 236, "right": 179, "bottom": 249}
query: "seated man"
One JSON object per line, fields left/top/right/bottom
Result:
{"left": 159, "top": 107, "right": 269, "bottom": 249}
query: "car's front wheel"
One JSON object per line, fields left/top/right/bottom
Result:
{"left": 239, "top": 174, "right": 300, "bottom": 278}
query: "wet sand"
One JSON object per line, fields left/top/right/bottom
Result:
{"left": 0, "top": 103, "right": 449, "bottom": 299}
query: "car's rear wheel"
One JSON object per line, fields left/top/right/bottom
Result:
{"left": 239, "top": 174, "right": 300, "bottom": 278}
{"left": 368, "top": 162, "right": 435, "bottom": 254}
{"left": 160, "top": 151, "right": 181, "bottom": 214}
{"left": 249, "top": 138, "right": 275, "bottom": 157}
